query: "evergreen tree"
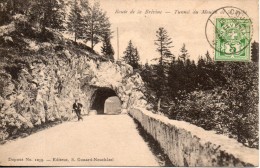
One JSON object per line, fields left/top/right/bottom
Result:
{"left": 197, "top": 54, "right": 218, "bottom": 90}
{"left": 154, "top": 27, "right": 174, "bottom": 86}
{"left": 101, "top": 32, "right": 115, "bottom": 62}
{"left": 123, "top": 40, "right": 134, "bottom": 64}
{"left": 67, "top": 0, "right": 84, "bottom": 42}
{"left": 133, "top": 47, "right": 140, "bottom": 69}
{"left": 29, "top": 0, "right": 65, "bottom": 33}
{"left": 184, "top": 58, "right": 197, "bottom": 92}
{"left": 140, "top": 61, "right": 152, "bottom": 84}
{"left": 0, "top": 0, "right": 10, "bottom": 25}
{"left": 84, "top": 1, "right": 111, "bottom": 49}
{"left": 168, "top": 58, "right": 184, "bottom": 99}
{"left": 140, "top": 62, "right": 159, "bottom": 110}
{"left": 251, "top": 41, "right": 259, "bottom": 62}
{"left": 197, "top": 56, "right": 207, "bottom": 89}
{"left": 205, "top": 50, "right": 212, "bottom": 63}
{"left": 79, "top": 0, "right": 90, "bottom": 12}
{"left": 154, "top": 27, "right": 174, "bottom": 66}
{"left": 123, "top": 40, "right": 140, "bottom": 69}
{"left": 0, "top": 0, "right": 31, "bottom": 25}
{"left": 154, "top": 27, "right": 174, "bottom": 112}
{"left": 179, "top": 43, "right": 189, "bottom": 62}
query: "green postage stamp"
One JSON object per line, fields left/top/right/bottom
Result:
{"left": 215, "top": 18, "right": 251, "bottom": 61}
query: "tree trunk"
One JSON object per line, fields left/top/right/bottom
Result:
{"left": 41, "top": 10, "right": 46, "bottom": 34}
{"left": 91, "top": 35, "right": 93, "bottom": 49}
{"left": 8, "top": 0, "right": 15, "bottom": 15}
{"left": 160, "top": 38, "right": 163, "bottom": 66}
{"left": 157, "top": 98, "right": 161, "bottom": 113}
{"left": 91, "top": 19, "right": 94, "bottom": 49}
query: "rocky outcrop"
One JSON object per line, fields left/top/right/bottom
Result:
{"left": 0, "top": 16, "right": 149, "bottom": 141}
{"left": 129, "top": 108, "right": 259, "bottom": 167}
{"left": 0, "top": 42, "right": 146, "bottom": 142}
{"left": 87, "top": 61, "right": 147, "bottom": 113}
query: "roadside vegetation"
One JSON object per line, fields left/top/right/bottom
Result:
{"left": 136, "top": 27, "right": 259, "bottom": 149}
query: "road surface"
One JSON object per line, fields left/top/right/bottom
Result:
{"left": 0, "top": 115, "right": 159, "bottom": 166}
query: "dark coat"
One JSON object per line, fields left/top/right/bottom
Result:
{"left": 73, "top": 103, "right": 83, "bottom": 113}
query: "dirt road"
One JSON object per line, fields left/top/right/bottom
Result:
{"left": 0, "top": 115, "right": 159, "bottom": 166}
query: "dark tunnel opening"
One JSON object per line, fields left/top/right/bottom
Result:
{"left": 90, "top": 87, "right": 118, "bottom": 114}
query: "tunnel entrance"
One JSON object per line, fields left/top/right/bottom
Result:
{"left": 90, "top": 87, "right": 120, "bottom": 114}
{"left": 104, "top": 96, "right": 121, "bottom": 115}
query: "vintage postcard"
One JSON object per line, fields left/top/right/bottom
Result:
{"left": 0, "top": 0, "right": 259, "bottom": 167}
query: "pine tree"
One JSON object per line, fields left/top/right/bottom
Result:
{"left": 205, "top": 50, "right": 212, "bottom": 63}
{"left": 139, "top": 62, "right": 159, "bottom": 110}
{"left": 197, "top": 57, "right": 207, "bottom": 89}
{"left": 84, "top": 1, "right": 111, "bottom": 49}
{"left": 179, "top": 43, "right": 189, "bottom": 62}
{"left": 123, "top": 40, "right": 134, "bottom": 64}
{"left": 0, "top": 0, "right": 31, "bottom": 25}
{"left": 251, "top": 41, "right": 259, "bottom": 62}
{"left": 0, "top": 0, "right": 10, "bottom": 25}
{"left": 123, "top": 40, "right": 140, "bottom": 69}
{"left": 185, "top": 59, "right": 197, "bottom": 92}
{"left": 101, "top": 32, "right": 115, "bottom": 62}
{"left": 79, "top": 0, "right": 90, "bottom": 12}
{"left": 68, "top": 0, "right": 85, "bottom": 42}
{"left": 154, "top": 27, "right": 174, "bottom": 112}
{"left": 133, "top": 47, "right": 140, "bottom": 69}
{"left": 168, "top": 58, "right": 185, "bottom": 99}
{"left": 154, "top": 27, "right": 174, "bottom": 66}
{"left": 154, "top": 27, "right": 174, "bottom": 93}
{"left": 29, "top": 0, "right": 65, "bottom": 33}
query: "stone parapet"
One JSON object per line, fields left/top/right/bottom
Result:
{"left": 129, "top": 108, "right": 259, "bottom": 167}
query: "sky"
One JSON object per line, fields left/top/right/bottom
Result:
{"left": 94, "top": 0, "right": 259, "bottom": 63}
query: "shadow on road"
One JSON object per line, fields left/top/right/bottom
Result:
{"left": 130, "top": 114, "right": 175, "bottom": 167}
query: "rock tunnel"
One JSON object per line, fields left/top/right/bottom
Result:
{"left": 90, "top": 87, "right": 122, "bottom": 114}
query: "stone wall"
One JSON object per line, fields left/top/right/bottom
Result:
{"left": 129, "top": 108, "right": 259, "bottom": 167}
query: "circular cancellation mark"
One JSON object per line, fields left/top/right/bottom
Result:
{"left": 205, "top": 6, "right": 253, "bottom": 58}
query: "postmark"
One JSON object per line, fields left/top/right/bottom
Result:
{"left": 205, "top": 6, "right": 253, "bottom": 61}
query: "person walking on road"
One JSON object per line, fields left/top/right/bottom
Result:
{"left": 72, "top": 99, "right": 83, "bottom": 121}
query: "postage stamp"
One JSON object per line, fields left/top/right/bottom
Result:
{"left": 215, "top": 18, "right": 251, "bottom": 61}
{"left": 205, "top": 6, "right": 253, "bottom": 62}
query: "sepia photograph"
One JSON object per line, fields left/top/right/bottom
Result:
{"left": 0, "top": 0, "right": 259, "bottom": 166}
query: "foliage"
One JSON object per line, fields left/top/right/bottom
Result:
{"left": 67, "top": 0, "right": 85, "bottom": 42}
{"left": 84, "top": 1, "right": 112, "bottom": 49}
{"left": 140, "top": 28, "right": 259, "bottom": 148}
{"left": 0, "top": 0, "right": 31, "bottom": 26}
{"left": 251, "top": 41, "right": 259, "bottom": 62}
{"left": 0, "top": 0, "right": 113, "bottom": 51}
{"left": 29, "top": 0, "right": 65, "bottom": 33}
{"left": 101, "top": 32, "right": 115, "bottom": 62}
{"left": 168, "top": 58, "right": 197, "bottom": 100}
{"left": 169, "top": 62, "right": 258, "bottom": 148}
{"left": 152, "top": 27, "right": 175, "bottom": 111}
{"left": 179, "top": 43, "right": 189, "bottom": 61}
{"left": 140, "top": 63, "right": 159, "bottom": 110}
{"left": 154, "top": 27, "right": 174, "bottom": 65}
{"left": 141, "top": 60, "right": 258, "bottom": 148}
{"left": 123, "top": 40, "right": 140, "bottom": 69}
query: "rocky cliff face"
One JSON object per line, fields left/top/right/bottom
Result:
{"left": 0, "top": 28, "right": 147, "bottom": 142}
